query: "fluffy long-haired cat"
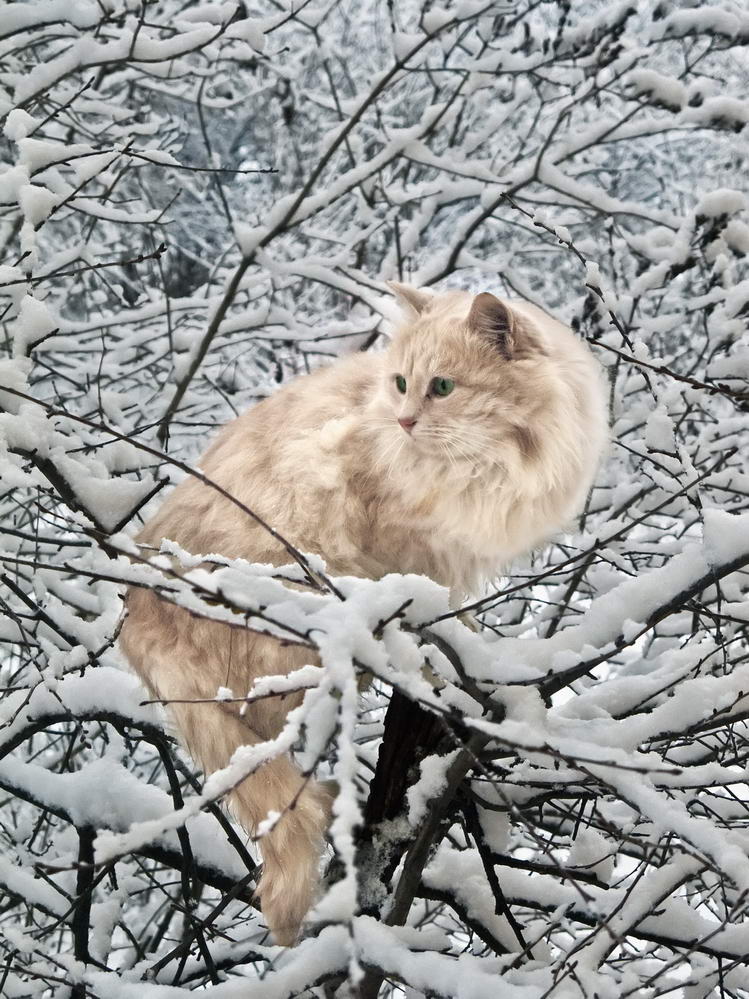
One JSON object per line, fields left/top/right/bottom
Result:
{"left": 119, "top": 284, "right": 608, "bottom": 944}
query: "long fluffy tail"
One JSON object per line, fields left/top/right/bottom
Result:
{"left": 120, "top": 590, "right": 332, "bottom": 945}
{"left": 171, "top": 699, "right": 332, "bottom": 944}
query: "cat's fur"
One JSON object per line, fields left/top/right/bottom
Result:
{"left": 119, "top": 285, "right": 608, "bottom": 944}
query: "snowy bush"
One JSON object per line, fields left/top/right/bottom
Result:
{"left": 1, "top": 1, "right": 749, "bottom": 996}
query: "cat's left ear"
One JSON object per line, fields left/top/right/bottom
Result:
{"left": 468, "top": 292, "right": 519, "bottom": 359}
{"left": 387, "top": 281, "right": 433, "bottom": 318}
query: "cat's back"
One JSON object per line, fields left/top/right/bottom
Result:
{"left": 512, "top": 300, "right": 604, "bottom": 386}
{"left": 511, "top": 298, "right": 608, "bottom": 449}
{"left": 137, "top": 350, "right": 379, "bottom": 560}
{"left": 203, "top": 350, "right": 378, "bottom": 476}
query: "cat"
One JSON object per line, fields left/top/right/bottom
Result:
{"left": 119, "top": 283, "right": 608, "bottom": 944}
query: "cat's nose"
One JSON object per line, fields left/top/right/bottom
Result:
{"left": 398, "top": 416, "right": 417, "bottom": 433}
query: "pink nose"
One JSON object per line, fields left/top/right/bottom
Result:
{"left": 398, "top": 416, "right": 417, "bottom": 432}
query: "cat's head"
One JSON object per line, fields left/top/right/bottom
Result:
{"left": 372, "top": 282, "right": 556, "bottom": 476}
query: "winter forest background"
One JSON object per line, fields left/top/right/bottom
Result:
{"left": 1, "top": 1, "right": 749, "bottom": 996}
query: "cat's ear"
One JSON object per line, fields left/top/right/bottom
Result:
{"left": 468, "top": 292, "right": 518, "bottom": 359}
{"left": 386, "top": 281, "right": 433, "bottom": 317}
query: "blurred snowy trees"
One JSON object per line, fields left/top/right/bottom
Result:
{"left": 1, "top": 0, "right": 749, "bottom": 996}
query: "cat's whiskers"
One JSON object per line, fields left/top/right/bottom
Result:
{"left": 363, "top": 417, "right": 399, "bottom": 431}
{"left": 434, "top": 436, "right": 457, "bottom": 472}
{"left": 369, "top": 418, "right": 494, "bottom": 470}
{"left": 364, "top": 432, "right": 402, "bottom": 486}
{"left": 426, "top": 434, "right": 477, "bottom": 475}
{"left": 441, "top": 430, "right": 503, "bottom": 467}
{"left": 418, "top": 427, "right": 492, "bottom": 468}
{"left": 418, "top": 427, "right": 469, "bottom": 452}
{"left": 384, "top": 437, "right": 406, "bottom": 482}
{"left": 420, "top": 424, "right": 489, "bottom": 447}
{"left": 437, "top": 433, "right": 507, "bottom": 478}
{"left": 449, "top": 438, "right": 480, "bottom": 467}
{"left": 450, "top": 438, "right": 481, "bottom": 472}
{"left": 359, "top": 416, "right": 409, "bottom": 485}
{"left": 431, "top": 432, "right": 472, "bottom": 464}
{"left": 441, "top": 426, "right": 534, "bottom": 466}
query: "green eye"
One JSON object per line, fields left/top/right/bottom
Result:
{"left": 431, "top": 377, "right": 455, "bottom": 397}
{"left": 395, "top": 374, "right": 407, "bottom": 394}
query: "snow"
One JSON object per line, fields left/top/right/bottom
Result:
{"left": 458, "top": 514, "right": 749, "bottom": 687}
{"left": 644, "top": 405, "right": 675, "bottom": 452}
{"left": 233, "top": 222, "right": 267, "bottom": 256}
{"left": 18, "top": 137, "right": 94, "bottom": 173}
{"left": 407, "top": 749, "right": 460, "bottom": 826}
{"left": 72, "top": 151, "right": 119, "bottom": 185}
{"left": 354, "top": 916, "right": 527, "bottom": 997}
{"left": 0, "top": 0, "right": 100, "bottom": 33}
{"left": 423, "top": 7, "right": 452, "bottom": 33}
{"left": 3, "top": 109, "right": 37, "bottom": 141}
{"left": 18, "top": 183, "right": 59, "bottom": 226}
{"left": 567, "top": 828, "right": 614, "bottom": 883}
{"left": 394, "top": 32, "right": 425, "bottom": 62}
{"left": 696, "top": 188, "right": 748, "bottom": 219}
{"left": 0, "top": 165, "right": 31, "bottom": 206}
{"left": 10, "top": 294, "right": 58, "bottom": 356}
{"left": 93, "top": 688, "right": 317, "bottom": 864}
{"left": 226, "top": 16, "right": 268, "bottom": 51}
{"left": 0, "top": 748, "right": 251, "bottom": 881}
{"left": 628, "top": 68, "right": 686, "bottom": 110}
{"left": 720, "top": 278, "right": 749, "bottom": 320}
{"left": 684, "top": 96, "right": 749, "bottom": 130}
{"left": 703, "top": 509, "right": 749, "bottom": 569}
{"left": 0, "top": 358, "right": 33, "bottom": 413}
{"left": 654, "top": 7, "right": 749, "bottom": 42}
{"left": 1, "top": 669, "right": 156, "bottom": 749}
{"left": 43, "top": 449, "right": 160, "bottom": 532}
{"left": 0, "top": 855, "right": 68, "bottom": 918}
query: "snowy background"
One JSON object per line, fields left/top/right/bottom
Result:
{"left": 1, "top": 1, "right": 749, "bottom": 996}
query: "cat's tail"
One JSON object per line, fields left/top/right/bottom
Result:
{"left": 231, "top": 750, "right": 334, "bottom": 946}
{"left": 168, "top": 698, "right": 333, "bottom": 945}
{"left": 120, "top": 598, "right": 332, "bottom": 945}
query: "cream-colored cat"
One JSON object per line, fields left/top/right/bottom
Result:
{"left": 119, "top": 284, "right": 608, "bottom": 944}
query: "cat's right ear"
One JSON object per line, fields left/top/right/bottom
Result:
{"left": 386, "top": 281, "right": 433, "bottom": 318}
{"left": 468, "top": 292, "right": 517, "bottom": 359}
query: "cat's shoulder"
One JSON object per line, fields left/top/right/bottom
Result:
{"left": 264, "top": 349, "right": 381, "bottom": 414}
{"left": 210, "top": 350, "right": 379, "bottom": 450}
